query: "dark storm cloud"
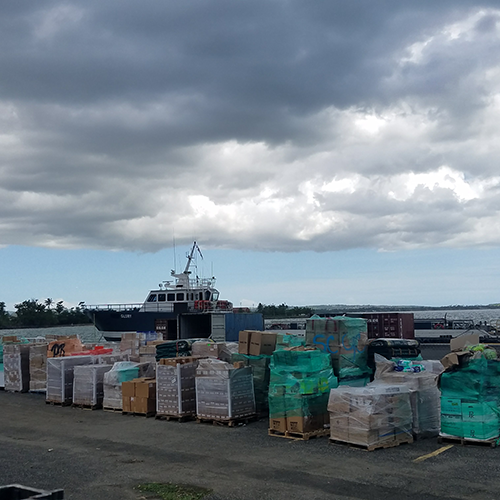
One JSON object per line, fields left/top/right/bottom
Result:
{"left": 1, "top": 1, "right": 500, "bottom": 252}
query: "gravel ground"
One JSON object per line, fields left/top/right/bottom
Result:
{"left": 1, "top": 390, "right": 500, "bottom": 500}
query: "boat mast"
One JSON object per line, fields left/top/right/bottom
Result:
{"left": 183, "top": 241, "right": 203, "bottom": 275}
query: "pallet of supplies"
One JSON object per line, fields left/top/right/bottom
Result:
{"left": 73, "top": 364, "right": 113, "bottom": 408}
{"left": 268, "top": 347, "right": 337, "bottom": 439}
{"left": 122, "top": 377, "right": 156, "bottom": 416}
{"left": 46, "top": 355, "right": 94, "bottom": 405}
{"left": 195, "top": 358, "right": 256, "bottom": 423}
{"left": 29, "top": 343, "right": 48, "bottom": 392}
{"left": 438, "top": 343, "right": 500, "bottom": 443}
{"left": 373, "top": 354, "right": 443, "bottom": 438}
{"left": 3, "top": 343, "right": 30, "bottom": 392}
{"left": 156, "top": 357, "right": 199, "bottom": 419}
{"left": 328, "top": 384, "right": 414, "bottom": 450}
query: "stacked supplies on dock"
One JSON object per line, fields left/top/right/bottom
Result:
{"left": 268, "top": 347, "right": 337, "bottom": 434}
{"left": 275, "top": 333, "right": 306, "bottom": 350}
{"left": 120, "top": 332, "right": 146, "bottom": 360}
{"left": 102, "top": 361, "right": 155, "bottom": 410}
{"left": 305, "top": 316, "right": 371, "bottom": 387}
{"left": 155, "top": 339, "right": 199, "bottom": 360}
{"left": 195, "top": 358, "right": 256, "bottom": 421}
{"left": 328, "top": 384, "right": 413, "bottom": 449}
{"left": 3, "top": 342, "right": 30, "bottom": 392}
{"left": 439, "top": 344, "right": 500, "bottom": 441}
{"left": 29, "top": 343, "right": 48, "bottom": 392}
{"left": 374, "top": 354, "right": 443, "bottom": 438}
{"left": 232, "top": 352, "right": 271, "bottom": 416}
{"left": 46, "top": 356, "right": 94, "bottom": 404}
{"left": 73, "top": 364, "right": 113, "bottom": 408}
{"left": 122, "top": 377, "right": 156, "bottom": 415}
{"left": 156, "top": 357, "right": 199, "bottom": 417}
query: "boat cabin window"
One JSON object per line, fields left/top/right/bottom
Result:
{"left": 167, "top": 293, "right": 175, "bottom": 301}
{"left": 176, "top": 292, "right": 185, "bottom": 301}
{"left": 158, "top": 293, "right": 166, "bottom": 302}
{"left": 205, "top": 291, "right": 211, "bottom": 300}
{"left": 198, "top": 292, "right": 203, "bottom": 300}
{"left": 147, "top": 294, "right": 157, "bottom": 302}
{"left": 212, "top": 291, "right": 219, "bottom": 300}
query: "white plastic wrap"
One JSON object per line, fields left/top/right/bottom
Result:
{"left": 73, "top": 364, "right": 112, "bottom": 407}
{"left": 3, "top": 344, "right": 30, "bottom": 392}
{"left": 46, "top": 356, "right": 94, "bottom": 404}
{"left": 195, "top": 359, "right": 255, "bottom": 420}
{"left": 328, "top": 383, "right": 413, "bottom": 447}
{"left": 29, "top": 343, "right": 47, "bottom": 392}
{"left": 156, "top": 358, "right": 198, "bottom": 416}
{"left": 373, "top": 354, "right": 442, "bottom": 438}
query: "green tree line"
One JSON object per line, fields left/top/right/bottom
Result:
{"left": 0, "top": 299, "right": 91, "bottom": 329}
{"left": 256, "top": 302, "right": 313, "bottom": 318}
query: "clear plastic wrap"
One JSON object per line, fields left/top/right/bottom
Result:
{"left": 46, "top": 356, "right": 94, "bottom": 404}
{"left": 29, "top": 343, "right": 48, "bottom": 391}
{"left": 156, "top": 358, "right": 198, "bottom": 416}
{"left": 3, "top": 344, "right": 30, "bottom": 392}
{"left": 195, "top": 359, "right": 256, "bottom": 420}
{"left": 374, "top": 354, "right": 442, "bottom": 438}
{"left": 73, "top": 364, "right": 112, "bottom": 407}
{"left": 328, "top": 383, "right": 413, "bottom": 447}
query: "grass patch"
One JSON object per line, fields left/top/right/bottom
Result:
{"left": 136, "top": 482, "right": 212, "bottom": 500}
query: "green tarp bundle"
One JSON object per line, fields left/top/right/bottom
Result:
{"left": 268, "top": 348, "right": 338, "bottom": 419}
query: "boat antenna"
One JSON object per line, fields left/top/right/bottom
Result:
{"left": 183, "top": 241, "right": 203, "bottom": 274}
{"left": 173, "top": 236, "right": 177, "bottom": 272}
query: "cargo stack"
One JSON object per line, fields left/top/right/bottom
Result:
{"left": 29, "top": 343, "right": 48, "bottom": 392}
{"left": 328, "top": 384, "right": 414, "bottom": 450}
{"left": 439, "top": 349, "right": 500, "bottom": 441}
{"left": 3, "top": 343, "right": 30, "bottom": 393}
{"left": 268, "top": 347, "right": 337, "bottom": 437}
{"left": 156, "top": 357, "right": 199, "bottom": 419}
{"left": 102, "top": 361, "right": 141, "bottom": 410}
{"left": 305, "top": 315, "right": 371, "bottom": 386}
{"left": 120, "top": 332, "right": 145, "bottom": 360}
{"left": 195, "top": 358, "right": 256, "bottom": 423}
{"left": 373, "top": 354, "right": 443, "bottom": 438}
{"left": 122, "top": 377, "right": 156, "bottom": 416}
{"left": 46, "top": 356, "right": 94, "bottom": 405}
{"left": 72, "top": 364, "right": 113, "bottom": 408}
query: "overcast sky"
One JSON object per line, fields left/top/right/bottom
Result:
{"left": 2, "top": 1, "right": 500, "bottom": 310}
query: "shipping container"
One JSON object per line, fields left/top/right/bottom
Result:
{"left": 348, "top": 312, "right": 414, "bottom": 339}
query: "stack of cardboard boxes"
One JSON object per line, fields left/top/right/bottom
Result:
{"left": 3, "top": 342, "right": 30, "bottom": 393}
{"left": 122, "top": 377, "right": 157, "bottom": 415}
{"left": 328, "top": 385, "right": 413, "bottom": 448}
{"left": 73, "top": 364, "right": 113, "bottom": 407}
{"left": 29, "top": 343, "right": 48, "bottom": 392}
{"left": 102, "top": 362, "right": 141, "bottom": 410}
{"left": 268, "top": 347, "right": 337, "bottom": 435}
{"left": 120, "top": 333, "right": 145, "bottom": 360}
{"left": 195, "top": 358, "right": 256, "bottom": 421}
{"left": 238, "top": 331, "right": 277, "bottom": 356}
{"left": 156, "top": 357, "right": 199, "bottom": 417}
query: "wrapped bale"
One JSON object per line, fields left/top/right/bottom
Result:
{"left": 29, "top": 343, "right": 48, "bottom": 392}
{"left": 328, "top": 384, "right": 413, "bottom": 449}
{"left": 374, "top": 354, "right": 442, "bottom": 438}
{"left": 439, "top": 353, "right": 500, "bottom": 441}
{"left": 3, "top": 343, "right": 30, "bottom": 392}
{"left": 155, "top": 339, "right": 202, "bottom": 360}
{"left": 269, "top": 347, "right": 337, "bottom": 434}
{"left": 232, "top": 353, "right": 271, "bottom": 415}
{"left": 192, "top": 341, "right": 227, "bottom": 359}
{"left": 195, "top": 359, "right": 256, "bottom": 421}
{"left": 305, "top": 315, "right": 371, "bottom": 384}
{"left": 46, "top": 356, "right": 94, "bottom": 404}
{"left": 73, "top": 364, "right": 113, "bottom": 407}
{"left": 156, "top": 357, "right": 199, "bottom": 417}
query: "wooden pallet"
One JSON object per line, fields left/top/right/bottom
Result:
{"left": 103, "top": 406, "right": 123, "bottom": 413}
{"left": 72, "top": 403, "right": 101, "bottom": 411}
{"left": 196, "top": 415, "right": 257, "bottom": 427}
{"left": 156, "top": 413, "right": 194, "bottom": 422}
{"left": 329, "top": 434, "right": 414, "bottom": 451}
{"left": 268, "top": 427, "right": 330, "bottom": 441}
{"left": 45, "top": 400, "right": 71, "bottom": 407}
{"left": 29, "top": 390, "right": 47, "bottom": 394}
{"left": 122, "top": 411, "right": 156, "bottom": 418}
{"left": 438, "top": 434, "right": 500, "bottom": 448}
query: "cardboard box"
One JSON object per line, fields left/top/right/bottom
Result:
{"left": 238, "top": 331, "right": 254, "bottom": 355}
{"left": 441, "top": 397, "right": 462, "bottom": 416}
{"left": 132, "top": 396, "right": 156, "bottom": 414}
{"left": 269, "top": 417, "right": 287, "bottom": 432}
{"left": 249, "top": 332, "right": 277, "bottom": 356}
{"left": 461, "top": 402, "right": 499, "bottom": 423}
{"left": 462, "top": 421, "right": 499, "bottom": 440}
{"left": 122, "top": 396, "right": 132, "bottom": 412}
{"left": 450, "top": 333, "right": 480, "bottom": 352}
{"left": 121, "top": 381, "right": 136, "bottom": 398}
{"left": 441, "top": 414, "right": 463, "bottom": 437}
{"left": 135, "top": 380, "right": 156, "bottom": 399}
{"left": 287, "top": 414, "right": 326, "bottom": 434}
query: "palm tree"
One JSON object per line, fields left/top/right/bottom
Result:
{"left": 45, "top": 298, "right": 53, "bottom": 310}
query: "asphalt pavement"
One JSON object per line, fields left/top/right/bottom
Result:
{"left": 1, "top": 390, "right": 499, "bottom": 500}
